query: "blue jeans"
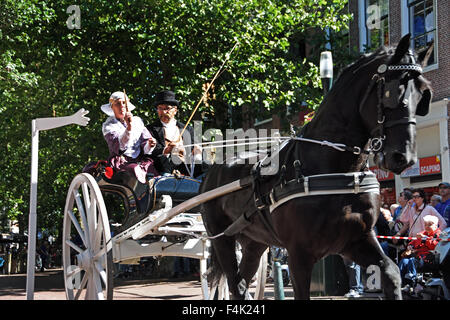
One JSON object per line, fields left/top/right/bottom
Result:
{"left": 344, "top": 260, "right": 363, "bottom": 293}
{"left": 380, "top": 241, "right": 390, "bottom": 256}
{"left": 398, "top": 257, "right": 424, "bottom": 285}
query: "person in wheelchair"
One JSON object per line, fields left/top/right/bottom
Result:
{"left": 146, "top": 90, "right": 207, "bottom": 178}
{"left": 398, "top": 215, "right": 442, "bottom": 293}
{"left": 101, "top": 91, "right": 159, "bottom": 183}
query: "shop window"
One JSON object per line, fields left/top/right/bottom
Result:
{"left": 364, "top": 0, "right": 390, "bottom": 51}
{"left": 408, "top": 0, "right": 436, "bottom": 66}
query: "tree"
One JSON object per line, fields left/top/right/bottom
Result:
{"left": 0, "top": 0, "right": 352, "bottom": 237}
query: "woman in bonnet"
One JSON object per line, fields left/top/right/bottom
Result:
{"left": 101, "top": 91, "right": 159, "bottom": 183}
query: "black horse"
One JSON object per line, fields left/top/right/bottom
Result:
{"left": 200, "top": 34, "right": 434, "bottom": 300}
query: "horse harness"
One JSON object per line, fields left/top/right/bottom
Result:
{"left": 360, "top": 57, "right": 423, "bottom": 154}
{"left": 222, "top": 138, "right": 381, "bottom": 240}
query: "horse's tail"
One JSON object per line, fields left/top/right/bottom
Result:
{"left": 206, "top": 243, "right": 223, "bottom": 288}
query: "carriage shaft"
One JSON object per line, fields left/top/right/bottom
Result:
{"left": 130, "top": 179, "right": 247, "bottom": 240}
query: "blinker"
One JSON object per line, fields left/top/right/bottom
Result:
{"left": 382, "top": 79, "right": 401, "bottom": 109}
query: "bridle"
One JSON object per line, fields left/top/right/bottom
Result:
{"left": 359, "top": 55, "right": 423, "bottom": 154}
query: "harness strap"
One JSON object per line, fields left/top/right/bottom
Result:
{"left": 223, "top": 209, "right": 256, "bottom": 237}
{"left": 384, "top": 117, "right": 417, "bottom": 129}
{"left": 252, "top": 163, "right": 284, "bottom": 243}
{"left": 268, "top": 172, "right": 380, "bottom": 212}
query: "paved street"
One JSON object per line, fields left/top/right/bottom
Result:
{"left": 0, "top": 268, "right": 299, "bottom": 300}
{"left": 0, "top": 268, "right": 384, "bottom": 301}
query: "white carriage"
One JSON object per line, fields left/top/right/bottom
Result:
{"left": 62, "top": 162, "right": 267, "bottom": 300}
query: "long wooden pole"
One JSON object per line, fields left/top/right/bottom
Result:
{"left": 123, "top": 89, "right": 129, "bottom": 112}
{"left": 178, "top": 42, "right": 239, "bottom": 139}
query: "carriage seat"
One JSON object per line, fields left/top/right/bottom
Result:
{"left": 82, "top": 160, "right": 202, "bottom": 205}
{"left": 149, "top": 175, "right": 202, "bottom": 206}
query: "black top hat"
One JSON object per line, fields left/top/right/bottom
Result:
{"left": 153, "top": 90, "right": 179, "bottom": 107}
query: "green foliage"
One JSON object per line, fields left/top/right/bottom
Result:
{"left": 0, "top": 0, "right": 352, "bottom": 236}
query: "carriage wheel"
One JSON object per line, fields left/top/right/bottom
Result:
{"left": 200, "top": 248, "right": 268, "bottom": 300}
{"left": 62, "top": 173, "right": 113, "bottom": 300}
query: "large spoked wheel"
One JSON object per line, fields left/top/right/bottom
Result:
{"left": 200, "top": 248, "right": 268, "bottom": 300}
{"left": 62, "top": 173, "right": 113, "bottom": 300}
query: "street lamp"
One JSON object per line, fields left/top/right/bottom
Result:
{"left": 320, "top": 51, "right": 333, "bottom": 95}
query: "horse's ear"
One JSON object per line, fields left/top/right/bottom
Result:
{"left": 417, "top": 39, "right": 434, "bottom": 67}
{"left": 391, "top": 34, "right": 411, "bottom": 64}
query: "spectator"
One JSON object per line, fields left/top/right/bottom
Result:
{"left": 390, "top": 203, "right": 400, "bottom": 217}
{"left": 398, "top": 215, "right": 441, "bottom": 293}
{"left": 395, "top": 188, "right": 447, "bottom": 239}
{"left": 37, "top": 241, "right": 49, "bottom": 272}
{"left": 435, "top": 182, "right": 450, "bottom": 221}
{"left": 343, "top": 257, "right": 364, "bottom": 298}
{"left": 0, "top": 255, "right": 5, "bottom": 274}
{"left": 392, "top": 190, "right": 413, "bottom": 235}
{"left": 376, "top": 207, "right": 395, "bottom": 257}
{"left": 430, "top": 194, "right": 441, "bottom": 208}
{"left": 445, "top": 205, "right": 450, "bottom": 228}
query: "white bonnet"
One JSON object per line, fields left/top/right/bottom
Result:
{"left": 101, "top": 91, "right": 136, "bottom": 116}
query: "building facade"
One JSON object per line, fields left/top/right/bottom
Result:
{"left": 349, "top": 0, "right": 450, "bottom": 203}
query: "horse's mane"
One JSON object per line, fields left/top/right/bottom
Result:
{"left": 302, "top": 46, "right": 392, "bottom": 137}
{"left": 333, "top": 46, "right": 390, "bottom": 87}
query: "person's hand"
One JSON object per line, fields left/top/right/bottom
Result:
{"left": 124, "top": 111, "right": 133, "bottom": 131}
{"left": 416, "top": 232, "right": 424, "bottom": 240}
{"left": 163, "top": 141, "right": 177, "bottom": 155}
{"left": 148, "top": 138, "right": 156, "bottom": 148}
{"left": 401, "top": 248, "right": 412, "bottom": 258}
{"left": 192, "top": 145, "right": 202, "bottom": 155}
{"left": 172, "top": 146, "right": 185, "bottom": 157}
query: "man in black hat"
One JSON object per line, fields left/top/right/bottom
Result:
{"left": 147, "top": 90, "right": 204, "bottom": 177}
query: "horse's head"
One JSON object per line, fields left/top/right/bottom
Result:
{"left": 359, "top": 34, "right": 433, "bottom": 174}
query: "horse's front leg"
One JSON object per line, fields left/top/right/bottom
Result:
{"left": 237, "top": 238, "right": 268, "bottom": 286}
{"left": 345, "top": 231, "right": 402, "bottom": 300}
{"left": 286, "top": 248, "right": 315, "bottom": 300}
{"left": 211, "top": 236, "right": 249, "bottom": 299}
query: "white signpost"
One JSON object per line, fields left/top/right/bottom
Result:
{"left": 26, "top": 108, "right": 90, "bottom": 300}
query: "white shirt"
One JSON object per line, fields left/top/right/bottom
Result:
{"left": 400, "top": 203, "right": 447, "bottom": 237}
{"left": 102, "top": 116, "right": 154, "bottom": 158}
